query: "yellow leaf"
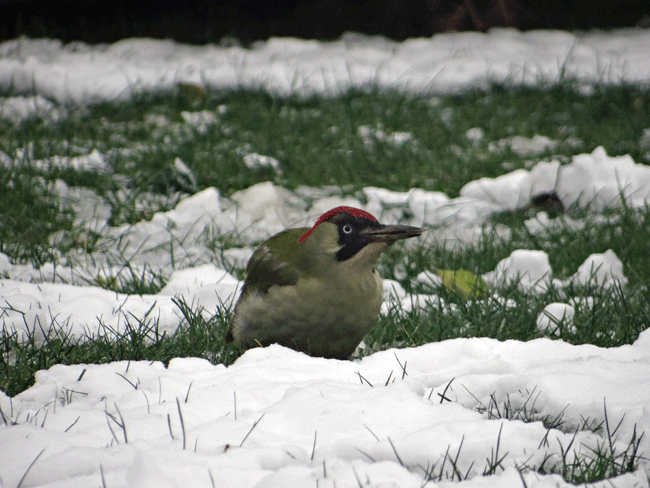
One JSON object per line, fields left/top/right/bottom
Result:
{"left": 435, "top": 269, "right": 489, "bottom": 298}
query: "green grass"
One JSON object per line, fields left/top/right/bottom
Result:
{"left": 1, "top": 83, "right": 649, "bottom": 263}
{"left": 2, "top": 83, "right": 649, "bottom": 198}
{"left": 1, "top": 82, "right": 650, "bottom": 416}
{"left": 0, "top": 167, "right": 74, "bottom": 263}
{"left": 368, "top": 275, "right": 648, "bottom": 354}
{"left": 0, "top": 297, "right": 236, "bottom": 396}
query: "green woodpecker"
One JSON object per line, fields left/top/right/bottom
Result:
{"left": 225, "top": 206, "right": 422, "bottom": 359}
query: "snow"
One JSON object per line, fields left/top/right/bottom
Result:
{"left": 358, "top": 126, "right": 415, "bottom": 148}
{"left": 488, "top": 135, "right": 558, "bottom": 156}
{"left": 537, "top": 302, "right": 576, "bottom": 335}
{"left": 2, "top": 29, "right": 650, "bottom": 109}
{"left": 0, "top": 94, "right": 61, "bottom": 123}
{"left": 460, "top": 146, "right": 650, "bottom": 211}
{"left": 483, "top": 249, "right": 554, "bottom": 293}
{"left": 2, "top": 335, "right": 650, "bottom": 487}
{"left": 2, "top": 29, "right": 650, "bottom": 487}
{"left": 243, "top": 153, "right": 283, "bottom": 173}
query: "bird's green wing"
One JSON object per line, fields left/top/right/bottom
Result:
{"left": 239, "top": 228, "right": 308, "bottom": 298}
{"left": 225, "top": 229, "right": 307, "bottom": 344}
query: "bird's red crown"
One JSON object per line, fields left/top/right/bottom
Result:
{"left": 298, "top": 206, "right": 377, "bottom": 243}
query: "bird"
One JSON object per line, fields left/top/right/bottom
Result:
{"left": 225, "top": 206, "right": 422, "bottom": 359}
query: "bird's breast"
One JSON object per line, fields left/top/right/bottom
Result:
{"left": 231, "top": 268, "right": 383, "bottom": 358}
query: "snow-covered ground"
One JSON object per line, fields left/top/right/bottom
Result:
{"left": 1, "top": 29, "right": 650, "bottom": 487}
{"left": 2, "top": 29, "right": 650, "bottom": 107}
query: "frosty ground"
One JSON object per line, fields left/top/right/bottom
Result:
{"left": 1, "top": 29, "right": 650, "bottom": 488}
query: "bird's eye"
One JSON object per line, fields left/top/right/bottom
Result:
{"left": 342, "top": 224, "right": 353, "bottom": 234}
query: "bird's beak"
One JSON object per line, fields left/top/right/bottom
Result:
{"left": 361, "top": 224, "right": 423, "bottom": 243}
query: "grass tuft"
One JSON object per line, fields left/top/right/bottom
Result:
{"left": 523, "top": 401, "right": 647, "bottom": 484}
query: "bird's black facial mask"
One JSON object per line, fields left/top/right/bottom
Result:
{"left": 331, "top": 214, "right": 384, "bottom": 262}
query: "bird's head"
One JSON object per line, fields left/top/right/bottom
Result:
{"left": 298, "top": 206, "right": 422, "bottom": 267}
